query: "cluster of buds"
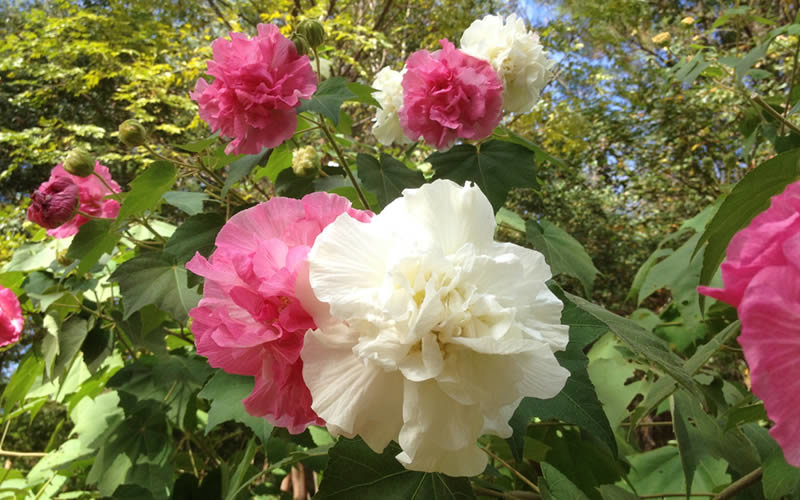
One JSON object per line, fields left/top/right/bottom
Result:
{"left": 291, "top": 145, "right": 319, "bottom": 176}
{"left": 291, "top": 19, "right": 325, "bottom": 56}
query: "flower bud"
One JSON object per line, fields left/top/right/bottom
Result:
{"left": 291, "top": 33, "right": 312, "bottom": 57}
{"left": 27, "top": 177, "right": 80, "bottom": 229}
{"left": 297, "top": 20, "right": 325, "bottom": 49}
{"left": 63, "top": 148, "right": 95, "bottom": 177}
{"left": 118, "top": 119, "right": 147, "bottom": 147}
{"left": 651, "top": 32, "right": 671, "bottom": 45}
{"left": 292, "top": 146, "right": 318, "bottom": 176}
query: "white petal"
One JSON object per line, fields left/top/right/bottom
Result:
{"left": 301, "top": 325, "right": 404, "bottom": 452}
{"left": 397, "top": 380, "right": 487, "bottom": 476}
{"left": 308, "top": 214, "right": 390, "bottom": 320}
{"left": 393, "top": 180, "right": 496, "bottom": 255}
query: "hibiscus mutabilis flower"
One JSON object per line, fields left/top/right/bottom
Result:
{"left": 191, "top": 23, "right": 317, "bottom": 155}
{"left": 460, "top": 14, "right": 554, "bottom": 114}
{"left": 186, "top": 193, "right": 372, "bottom": 433}
{"left": 699, "top": 180, "right": 800, "bottom": 467}
{"left": 301, "top": 180, "right": 570, "bottom": 476}
{"left": 400, "top": 39, "right": 504, "bottom": 151}
{"left": 28, "top": 163, "right": 121, "bottom": 238}
{"left": 0, "top": 286, "right": 23, "bottom": 348}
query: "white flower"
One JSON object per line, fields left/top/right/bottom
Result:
{"left": 460, "top": 14, "right": 554, "bottom": 114}
{"left": 301, "top": 180, "right": 570, "bottom": 476}
{"left": 371, "top": 66, "right": 412, "bottom": 146}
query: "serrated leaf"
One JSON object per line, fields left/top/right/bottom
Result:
{"left": 297, "top": 77, "right": 355, "bottom": 125}
{"left": 2, "top": 351, "right": 44, "bottom": 412}
{"left": 67, "top": 219, "right": 121, "bottom": 275}
{"left": 221, "top": 150, "right": 268, "bottom": 197}
{"left": 696, "top": 149, "right": 800, "bottom": 289}
{"left": 429, "top": 140, "right": 537, "bottom": 212}
{"left": 171, "top": 134, "right": 218, "bottom": 153}
{"left": 118, "top": 161, "right": 177, "bottom": 219}
{"left": 198, "top": 371, "right": 273, "bottom": 444}
{"left": 162, "top": 191, "right": 209, "bottom": 216}
{"left": 507, "top": 292, "right": 614, "bottom": 461}
{"left": 346, "top": 82, "right": 381, "bottom": 107}
{"left": 107, "top": 354, "right": 212, "bottom": 428}
{"left": 526, "top": 220, "right": 598, "bottom": 295}
{"left": 315, "top": 438, "right": 475, "bottom": 499}
{"left": 356, "top": 153, "right": 425, "bottom": 209}
{"left": 253, "top": 144, "right": 291, "bottom": 182}
{"left": 163, "top": 213, "right": 225, "bottom": 264}
{"left": 540, "top": 462, "right": 592, "bottom": 500}
{"left": 112, "top": 253, "right": 201, "bottom": 322}
{"left": 567, "top": 293, "right": 704, "bottom": 401}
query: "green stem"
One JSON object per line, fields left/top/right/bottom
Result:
{"left": 136, "top": 217, "right": 167, "bottom": 244}
{"left": 781, "top": 38, "right": 800, "bottom": 136}
{"left": 319, "top": 121, "right": 371, "bottom": 210}
{"left": 713, "top": 467, "right": 763, "bottom": 500}
{"left": 750, "top": 94, "right": 800, "bottom": 136}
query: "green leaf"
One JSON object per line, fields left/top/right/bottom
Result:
{"left": 627, "top": 248, "right": 671, "bottom": 302}
{"left": 198, "top": 371, "right": 273, "bottom": 444}
{"left": 298, "top": 77, "right": 356, "bottom": 125}
{"left": 672, "top": 390, "right": 760, "bottom": 476}
{"left": 113, "top": 306, "right": 168, "bottom": 355}
{"left": 428, "top": 140, "right": 537, "bottom": 212}
{"left": 735, "top": 37, "right": 776, "bottom": 83}
{"left": 112, "top": 253, "right": 201, "bottom": 323}
{"left": 507, "top": 293, "right": 615, "bottom": 461}
{"left": 118, "top": 161, "right": 177, "bottom": 220}
{"left": 52, "top": 316, "right": 89, "bottom": 381}
{"left": 253, "top": 144, "right": 291, "bottom": 182}
{"left": 356, "top": 153, "right": 426, "bottom": 209}
{"left": 2, "top": 351, "right": 44, "bottom": 412}
{"left": 526, "top": 220, "right": 598, "bottom": 295}
{"left": 67, "top": 219, "right": 121, "bottom": 275}
{"left": 596, "top": 485, "right": 639, "bottom": 500}
{"left": 346, "top": 82, "right": 381, "bottom": 107}
{"left": 171, "top": 134, "right": 218, "bottom": 153}
{"left": 162, "top": 191, "right": 209, "bottom": 216}
{"left": 107, "top": 354, "right": 212, "bottom": 428}
{"left": 625, "top": 446, "right": 730, "bottom": 496}
{"left": 328, "top": 186, "right": 378, "bottom": 210}
{"left": 163, "top": 213, "right": 225, "bottom": 264}
{"left": 222, "top": 150, "right": 268, "bottom": 197}
{"left": 224, "top": 437, "right": 259, "bottom": 500}
{"left": 496, "top": 208, "right": 526, "bottom": 233}
{"left": 566, "top": 293, "right": 703, "bottom": 401}
{"left": 493, "top": 128, "right": 566, "bottom": 168}
{"left": 696, "top": 149, "right": 800, "bottom": 288}
{"left": 2, "top": 242, "right": 57, "bottom": 272}
{"left": 748, "top": 425, "right": 800, "bottom": 498}
{"left": 315, "top": 438, "right": 475, "bottom": 499}
{"left": 630, "top": 321, "right": 740, "bottom": 427}
{"left": 540, "top": 462, "right": 592, "bottom": 500}
{"left": 87, "top": 397, "right": 174, "bottom": 498}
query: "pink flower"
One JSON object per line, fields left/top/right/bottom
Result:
{"left": 399, "top": 39, "right": 503, "bottom": 150}
{"left": 0, "top": 287, "right": 23, "bottom": 348}
{"left": 27, "top": 177, "right": 80, "bottom": 230}
{"left": 186, "top": 193, "right": 371, "bottom": 433}
{"left": 191, "top": 23, "right": 318, "bottom": 155}
{"left": 698, "top": 180, "right": 800, "bottom": 467}
{"left": 29, "top": 164, "right": 121, "bottom": 239}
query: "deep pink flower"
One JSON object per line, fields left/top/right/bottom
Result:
{"left": 27, "top": 177, "right": 80, "bottom": 230}
{"left": 0, "top": 287, "right": 23, "bottom": 348}
{"left": 191, "top": 23, "right": 318, "bottom": 155}
{"left": 29, "top": 164, "right": 121, "bottom": 238}
{"left": 186, "top": 193, "right": 371, "bottom": 433}
{"left": 399, "top": 39, "right": 503, "bottom": 150}
{"left": 698, "top": 180, "right": 800, "bottom": 466}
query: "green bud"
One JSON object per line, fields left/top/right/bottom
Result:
{"left": 118, "top": 119, "right": 147, "bottom": 148}
{"left": 63, "top": 148, "right": 95, "bottom": 177}
{"left": 297, "top": 20, "right": 325, "bottom": 48}
{"left": 291, "top": 33, "right": 312, "bottom": 57}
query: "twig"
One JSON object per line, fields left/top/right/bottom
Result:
{"left": 0, "top": 449, "right": 48, "bottom": 458}
{"left": 750, "top": 94, "right": 800, "bottom": 136}
{"left": 714, "top": 467, "right": 763, "bottom": 500}
{"left": 473, "top": 486, "right": 540, "bottom": 499}
{"left": 640, "top": 493, "right": 715, "bottom": 498}
{"left": 482, "top": 447, "right": 539, "bottom": 494}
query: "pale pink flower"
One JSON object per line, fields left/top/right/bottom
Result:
{"left": 0, "top": 287, "right": 23, "bottom": 348}
{"left": 30, "top": 164, "right": 120, "bottom": 239}
{"left": 186, "top": 193, "right": 371, "bottom": 433}
{"left": 191, "top": 23, "right": 317, "bottom": 155}
{"left": 399, "top": 39, "right": 503, "bottom": 150}
{"left": 698, "top": 180, "right": 800, "bottom": 466}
